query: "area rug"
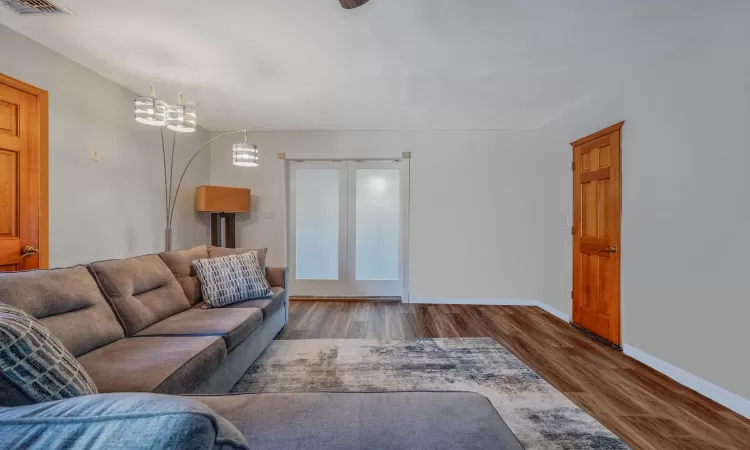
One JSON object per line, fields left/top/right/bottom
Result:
{"left": 231, "top": 338, "right": 628, "bottom": 449}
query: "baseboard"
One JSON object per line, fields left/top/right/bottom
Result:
{"left": 623, "top": 344, "right": 750, "bottom": 420}
{"left": 533, "top": 302, "right": 570, "bottom": 322}
{"left": 291, "top": 296, "right": 401, "bottom": 303}
{"left": 408, "top": 298, "right": 570, "bottom": 322}
{"left": 409, "top": 298, "right": 538, "bottom": 306}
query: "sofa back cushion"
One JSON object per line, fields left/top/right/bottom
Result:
{"left": 159, "top": 246, "right": 209, "bottom": 306}
{"left": 0, "top": 266, "right": 124, "bottom": 357}
{"left": 89, "top": 255, "right": 190, "bottom": 336}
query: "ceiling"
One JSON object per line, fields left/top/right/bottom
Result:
{"left": 0, "top": 0, "right": 722, "bottom": 131}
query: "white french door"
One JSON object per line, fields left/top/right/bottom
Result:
{"left": 289, "top": 160, "right": 405, "bottom": 297}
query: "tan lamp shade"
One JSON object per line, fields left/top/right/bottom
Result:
{"left": 195, "top": 186, "right": 251, "bottom": 213}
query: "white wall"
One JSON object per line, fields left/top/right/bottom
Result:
{"left": 0, "top": 24, "right": 210, "bottom": 267}
{"left": 202, "top": 1, "right": 750, "bottom": 407}
{"left": 537, "top": 3, "right": 750, "bottom": 400}
{"left": 209, "top": 130, "right": 547, "bottom": 301}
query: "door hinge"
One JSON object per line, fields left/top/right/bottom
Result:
{"left": 571, "top": 290, "right": 574, "bottom": 299}
{"left": 571, "top": 161, "right": 575, "bottom": 171}
{"left": 571, "top": 226, "right": 575, "bottom": 235}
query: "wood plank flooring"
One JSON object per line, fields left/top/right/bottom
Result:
{"left": 277, "top": 300, "right": 750, "bottom": 449}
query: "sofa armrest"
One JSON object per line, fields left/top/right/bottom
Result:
{"left": 265, "top": 267, "right": 289, "bottom": 289}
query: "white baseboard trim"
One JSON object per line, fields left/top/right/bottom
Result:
{"left": 408, "top": 298, "right": 570, "bottom": 323}
{"left": 410, "top": 298, "right": 538, "bottom": 306}
{"left": 623, "top": 344, "right": 750, "bottom": 420}
{"left": 533, "top": 302, "right": 570, "bottom": 322}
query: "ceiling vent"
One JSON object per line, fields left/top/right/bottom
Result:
{"left": 0, "top": 0, "right": 74, "bottom": 15}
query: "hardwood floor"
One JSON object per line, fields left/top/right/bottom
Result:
{"left": 278, "top": 300, "right": 750, "bottom": 449}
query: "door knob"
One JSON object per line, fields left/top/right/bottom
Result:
{"left": 599, "top": 246, "right": 617, "bottom": 254}
{"left": 20, "top": 245, "right": 39, "bottom": 259}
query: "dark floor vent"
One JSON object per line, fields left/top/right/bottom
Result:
{"left": 0, "top": 0, "right": 74, "bottom": 16}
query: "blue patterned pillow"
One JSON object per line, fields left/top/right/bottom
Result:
{"left": 0, "top": 303, "right": 98, "bottom": 406}
{"left": 193, "top": 251, "right": 272, "bottom": 308}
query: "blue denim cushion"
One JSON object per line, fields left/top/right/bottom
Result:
{"left": 0, "top": 393, "right": 249, "bottom": 450}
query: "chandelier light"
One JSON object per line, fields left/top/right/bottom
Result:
{"left": 133, "top": 85, "right": 167, "bottom": 126}
{"left": 233, "top": 134, "right": 259, "bottom": 167}
{"left": 166, "top": 93, "right": 197, "bottom": 133}
{"left": 133, "top": 85, "right": 259, "bottom": 251}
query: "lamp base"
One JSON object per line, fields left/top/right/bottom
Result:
{"left": 210, "top": 213, "right": 236, "bottom": 248}
{"left": 165, "top": 228, "right": 172, "bottom": 252}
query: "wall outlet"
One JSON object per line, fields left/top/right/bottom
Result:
{"left": 90, "top": 149, "right": 100, "bottom": 162}
{"left": 261, "top": 212, "right": 275, "bottom": 220}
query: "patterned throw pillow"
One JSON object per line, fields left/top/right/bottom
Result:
{"left": 0, "top": 303, "right": 98, "bottom": 405}
{"left": 193, "top": 251, "right": 273, "bottom": 308}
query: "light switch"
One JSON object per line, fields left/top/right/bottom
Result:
{"left": 261, "top": 212, "right": 275, "bottom": 220}
{"left": 90, "top": 149, "right": 100, "bottom": 162}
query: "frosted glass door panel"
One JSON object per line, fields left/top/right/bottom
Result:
{"left": 355, "top": 169, "right": 400, "bottom": 281}
{"left": 290, "top": 160, "right": 404, "bottom": 298}
{"left": 295, "top": 169, "right": 340, "bottom": 280}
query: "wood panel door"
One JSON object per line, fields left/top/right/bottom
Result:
{"left": 0, "top": 74, "right": 48, "bottom": 271}
{"left": 572, "top": 122, "right": 623, "bottom": 346}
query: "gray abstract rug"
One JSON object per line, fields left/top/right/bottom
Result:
{"left": 232, "top": 338, "right": 629, "bottom": 450}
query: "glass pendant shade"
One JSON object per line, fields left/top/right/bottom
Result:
{"left": 166, "top": 104, "right": 197, "bottom": 133}
{"left": 233, "top": 142, "right": 259, "bottom": 167}
{"left": 134, "top": 96, "right": 167, "bottom": 126}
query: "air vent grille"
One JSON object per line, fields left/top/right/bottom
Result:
{"left": 0, "top": 0, "right": 74, "bottom": 15}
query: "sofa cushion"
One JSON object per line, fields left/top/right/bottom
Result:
{"left": 0, "top": 393, "right": 249, "bottom": 450}
{"left": 0, "top": 266, "right": 124, "bottom": 356}
{"left": 224, "top": 287, "right": 286, "bottom": 319}
{"left": 0, "top": 304, "right": 98, "bottom": 406}
{"left": 159, "top": 246, "right": 210, "bottom": 306}
{"left": 78, "top": 336, "right": 226, "bottom": 395}
{"left": 197, "top": 392, "right": 524, "bottom": 450}
{"left": 135, "top": 308, "right": 263, "bottom": 351}
{"left": 209, "top": 246, "right": 267, "bottom": 272}
{"left": 195, "top": 287, "right": 286, "bottom": 320}
{"left": 89, "top": 255, "right": 191, "bottom": 336}
{"left": 193, "top": 252, "right": 272, "bottom": 308}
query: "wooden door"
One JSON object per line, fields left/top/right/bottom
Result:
{"left": 0, "top": 74, "right": 48, "bottom": 271}
{"left": 572, "top": 122, "right": 623, "bottom": 345}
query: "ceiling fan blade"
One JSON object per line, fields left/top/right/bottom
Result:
{"left": 339, "top": 0, "right": 370, "bottom": 9}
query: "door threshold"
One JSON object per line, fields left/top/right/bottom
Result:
{"left": 570, "top": 322, "right": 622, "bottom": 351}
{"left": 291, "top": 296, "right": 402, "bottom": 303}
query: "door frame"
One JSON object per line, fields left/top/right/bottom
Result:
{"left": 571, "top": 121, "right": 624, "bottom": 345}
{"left": 0, "top": 73, "right": 48, "bottom": 269}
{"left": 281, "top": 155, "right": 411, "bottom": 301}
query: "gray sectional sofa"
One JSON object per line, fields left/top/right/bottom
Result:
{"left": 0, "top": 245, "right": 524, "bottom": 449}
{"left": 0, "top": 245, "right": 288, "bottom": 397}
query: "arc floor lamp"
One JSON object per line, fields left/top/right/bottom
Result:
{"left": 134, "top": 86, "right": 258, "bottom": 251}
